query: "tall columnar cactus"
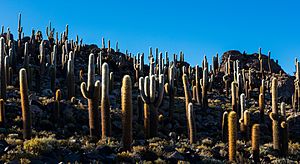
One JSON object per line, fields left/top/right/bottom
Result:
{"left": 269, "top": 78, "right": 279, "bottom": 150}
{"left": 201, "top": 68, "right": 208, "bottom": 109}
{"left": 20, "top": 68, "right": 31, "bottom": 140}
{"left": 0, "top": 38, "right": 6, "bottom": 100}
{"left": 258, "top": 48, "right": 263, "bottom": 73}
{"left": 187, "top": 103, "right": 196, "bottom": 144}
{"left": 0, "top": 99, "right": 4, "bottom": 126}
{"left": 101, "top": 63, "right": 111, "bottom": 139}
{"left": 97, "top": 51, "right": 102, "bottom": 75}
{"left": 109, "top": 72, "right": 114, "bottom": 93}
{"left": 133, "top": 56, "right": 139, "bottom": 83}
{"left": 252, "top": 124, "right": 260, "bottom": 163}
{"left": 222, "top": 111, "right": 228, "bottom": 142}
{"left": 195, "top": 65, "right": 201, "bottom": 104}
{"left": 165, "top": 63, "right": 176, "bottom": 119}
{"left": 182, "top": 74, "right": 192, "bottom": 115}
{"left": 280, "top": 121, "right": 288, "bottom": 157}
{"left": 223, "top": 74, "right": 230, "bottom": 97}
{"left": 18, "top": 13, "right": 23, "bottom": 47}
{"left": 268, "top": 51, "right": 272, "bottom": 73}
{"left": 259, "top": 93, "right": 264, "bottom": 123}
{"left": 67, "top": 53, "right": 75, "bottom": 99}
{"left": 39, "top": 40, "right": 46, "bottom": 75}
{"left": 139, "top": 74, "right": 164, "bottom": 138}
{"left": 231, "top": 82, "right": 238, "bottom": 112}
{"left": 121, "top": 75, "right": 132, "bottom": 150}
{"left": 55, "top": 89, "right": 61, "bottom": 122}
{"left": 228, "top": 111, "right": 237, "bottom": 162}
{"left": 50, "top": 45, "right": 57, "bottom": 93}
{"left": 81, "top": 54, "right": 101, "bottom": 138}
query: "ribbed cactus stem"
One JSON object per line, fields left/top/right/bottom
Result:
{"left": 270, "top": 77, "right": 279, "bottom": 150}
{"left": 202, "top": 68, "right": 208, "bottom": 109}
{"left": 182, "top": 74, "right": 192, "bottom": 115}
{"left": 109, "top": 72, "right": 114, "bottom": 93}
{"left": 121, "top": 75, "right": 132, "bottom": 150}
{"left": 67, "top": 58, "right": 75, "bottom": 99}
{"left": 0, "top": 38, "right": 6, "bottom": 100}
{"left": 0, "top": 99, "right": 4, "bottom": 126}
{"left": 55, "top": 89, "right": 61, "bottom": 121}
{"left": 187, "top": 103, "right": 196, "bottom": 144}
{"left": 20, "top": 68, "right": 31, "bottom": 139}
{"left": 81, "top": 54, "right": 101, "bottom": 138}
{"left": 280, "top": 121, "right": 288, "bottom": 157}
{"left": 259, "top": 93, "right": 264, "bottom": 123}
{"left": 222, "top": 111, "right": 228, "bottom": 142}
{"left": 252, "top": 124, "right": 260, "bottom": 163}
{"left": 281, "top": 102, "right": 286, "bottom": 121}
{"left": 97, "top": 51, "right": 102, "bottom": 75}
{"left": 101, "top": 63, "right": 111, "bottom": 139}
{"left": 228, "top": 111, "right": 237, "bottom": 162}
{"left": 39, "top": 40, "right": 45, "bottom": 75}
{"left": 231, "top": 82, "right": 237, "bottom": 112}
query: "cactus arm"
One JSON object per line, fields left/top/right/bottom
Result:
{"left": 150, "top": 75, "right": 156, "bottom": 103}
{"left": 139, "top": 77, "right": 150, "bottom": 104}
{"left": 81, "top": 82, "right": 90, "bottom": 99}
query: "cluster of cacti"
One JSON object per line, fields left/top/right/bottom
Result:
{"left": 1, "top": 13, "right": 298, "bottom": 163}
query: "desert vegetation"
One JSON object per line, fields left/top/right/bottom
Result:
{"left": 0, "top": 14, "right": 299, "bottom": 163}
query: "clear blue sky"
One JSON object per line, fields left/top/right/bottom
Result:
{"left": 1, "top": 0, "right": 299, "bottom": 74}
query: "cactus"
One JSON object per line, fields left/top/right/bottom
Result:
{"left": 201, "top": 68, "right": 208, "bottom": 109}
{"left": 121, "top": 75, "right": 132, "bottom": 150}
{"left": 20, "top": 68, "right": 31, "bottom": 140}
{"left": 187, "top": 103, "right": 196, "bottom": 144}
{"left": 222, "top": 111, "right": 228, "bottom": 142}
{"left": 50, "top": 45, "right": 57, "bottom": 93}
{"left": 228, "top": 111, "right": 237, "bottom": 162}
{"left": 0, "top": 99, "right": 4, "bottom": 126}
{"left": 268, "top": 51, "right": 272, "bottom": 73}
{"left": 81, "top": 54, "right": 101, "bottom": 138}
{"left": 252, "top": 124, "right": 260, "bottom": 163}
{"left": 280, "top": 121, "right": 288, "bottom": 157}
{"left": 101, "top": 63, "right": 111, "bottom": 139}
{"left": 79, "top": 69, "right": 84, "bottom": 83}
{"left": 195, "top": 65, "right": 201, "bottom": 104}
{"left": 164, "top": 63, "right": 176, "bottom": 119}
{"left": 109, "top": 72, "right": 114, "bottom": 93}
{"left": 18, "top": 13, "right": 23, "bottom": 46}
{"left": 223, "top": 74, "right": 230, "bottom": 97}
{"left": 67, "top": 53, "right": 75, "bottom": 99}
{"left": 269, "top": 78, "right": 279, "bottom": 150}
{"left": 97, "top": 51, "right": 102, "bottom": 75}
{"left": 259, "top": 93, "right": 264, "bottom": 123}
{"left": 39, "top": 40, "right": 45, "bottom": 75}
{"left": 139, "top": 74, "right": 164, "bottom": 138}
{"left": 0, "top": 38, "right": 6, "bottom": 100}
{"left": 231, "top": 82, "right": 238, "bottom": 112}
{"left": 182, "top": 74, "right": 192, "bottom": 115}
{"left": 54, "top": 89, "right": 61, "bottom": 122}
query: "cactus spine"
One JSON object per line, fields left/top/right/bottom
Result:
{"left": 187, "top": 103, "right": 196, "bottom": 144}
{"left": 252, "top": 124, "right": 260, "bottom": 163}
{"left": 228, "top": 111, "right": 237, "bottom": 162}
{"left": 20, "top": 68, "right": 31, "bottom": 139}
{"left": 269, "top": 78, "right": 279, "bottom": 150}
{"left": 121, "top": 75, "right": 132, "bottom": 150}
{"left": 101, "top": 63, "right": 111, "bottom": 139}
{"left": 81, "top": 54, "right": 101, "bottom": 138}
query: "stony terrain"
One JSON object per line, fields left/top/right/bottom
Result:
{"left": 0, "top": 15, "right": 299, "bottom": 163}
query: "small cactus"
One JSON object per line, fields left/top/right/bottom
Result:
{"left": 0, "top": 99, "right": 5, "bottom": 127}
{"left": 252, "top": 124, "right": 260, "bottom": 163}
{"left": 121, "top": 75, "right": 132, "bottom": 150}
{"left": 187, "top": 103, "right": 196, "bottom": 144}
{"left": 55, "top": 89, "right": 61, "bottom": 122}
{"left": 228, "top": 111, "right": 237, "bottom": 162}
{"left": 20, "top": 68, "right": 32, "bottom": 139}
